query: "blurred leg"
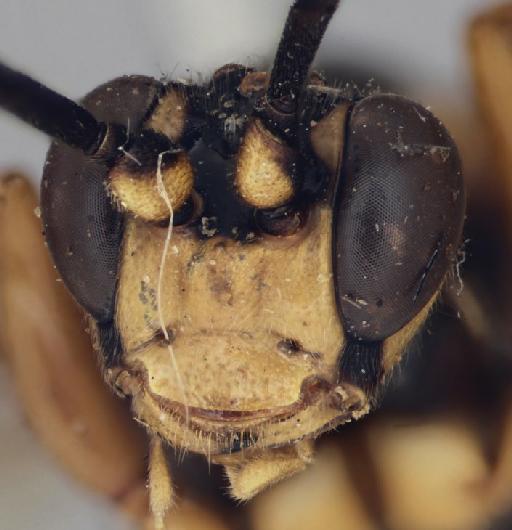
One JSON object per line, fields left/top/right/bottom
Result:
{"left": 0, "top": 173, "right": 147, "bottom": 515}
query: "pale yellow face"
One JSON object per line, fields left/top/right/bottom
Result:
{"left": 105, "top": 80, "right": 436, "bottom": 461}
{"left": 112, "top": 202, "right": 433, "bottom": 457}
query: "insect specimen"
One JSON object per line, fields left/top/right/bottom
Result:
{"left": 0, "top": 0, "right": 465, "bottom": 528}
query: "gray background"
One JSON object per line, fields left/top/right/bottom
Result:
{"left": 0, "top": 1, "right": 490, "bottom": 529}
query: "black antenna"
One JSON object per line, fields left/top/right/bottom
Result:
{"left": 0, "top": 61, "right": 106, "bottom": 154}
{"left": 266, "top": 0, "right": 340, "bottom": 117}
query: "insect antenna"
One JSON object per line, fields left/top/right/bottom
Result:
{"left": 0, "top": 60, "right": 109, "bottom": 154}
{"left": 262, "top": 0, "right": 340, "bottom": 133}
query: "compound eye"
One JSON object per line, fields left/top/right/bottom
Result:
{"left": 42, "top": 76, "right": 162, "bottom": 323}
{"left": 334, "top": 94, "right": 465, "bottom": 342}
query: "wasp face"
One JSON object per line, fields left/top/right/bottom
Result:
{"left": 117, "top": 201, "right": 355, "bottom": 452}
{"left": 90, "top": 68, "right": 456, "bottom": 465}
{"left": 0, "top": 0, "right": 465, "bottom": 503}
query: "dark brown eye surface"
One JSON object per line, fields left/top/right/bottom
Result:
{"left": 333, "top": 94, "right": 465, "bottom": 341}
{"left": 41, "top": 76, "right": 162, "bottom": 322}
